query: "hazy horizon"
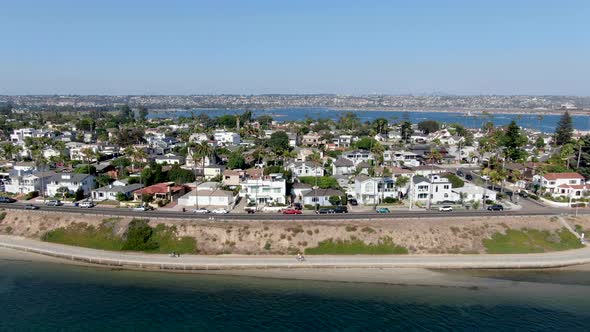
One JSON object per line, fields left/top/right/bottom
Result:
{"left": 2, "top": 0, "right": 589, "bottom": 95}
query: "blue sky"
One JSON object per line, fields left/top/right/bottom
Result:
{"left": 2, "top": 0, "right": 589, "bottom": 95}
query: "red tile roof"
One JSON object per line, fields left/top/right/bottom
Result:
{"left": 134, "top": 182, "right": 184, "bottom": 195}
{"left": 542, "top": 172, "right": 585, "bottom": 180}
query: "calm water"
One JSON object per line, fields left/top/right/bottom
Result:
{"left": 149, "top": 107, "right": 590, "bottom": 132}
{"left": 1, "top": 259, "right": 590, "bottom": 331}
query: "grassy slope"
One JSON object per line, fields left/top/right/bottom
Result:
{"left": 42, "top": 220, "right": 197, "bottom": 254}
{"left": 483, "top": 228, "right": 583, "bottom": 254}
{"left": 305, "top": 238, "right": 408, "bottom": 255}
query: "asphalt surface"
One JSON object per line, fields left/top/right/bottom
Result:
{"left": 2, "top": 201, "right": 585, "bottom": 221}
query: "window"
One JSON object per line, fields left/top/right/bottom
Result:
{"left": 418, "top": 193, "right": 428, "bottom": 199}
{"left": 444, "top": 193, "right": 449, "bottom": 198}
{"left": 569, "top": 180, "right": 577, "bottom": 184}
{"left": 549, "top": 181, "right": 556, "bottom": 185}
{"left": 444, "top": 185, "right": 449, "bottom": 190}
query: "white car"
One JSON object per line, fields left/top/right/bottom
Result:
{"left": 193, "top": 208, "right": 210, "bottom": 214}
{"left": 211, "top": 208, "right": 229, "bottom": 214}
{"left": 133, "top": 205, "right": 152, "bottom": 211}
{"left": 438, "top": 205, "right": 453, "bottom": 212}
{"left": 79, "top": 201, "right": 95, "bottom": 208}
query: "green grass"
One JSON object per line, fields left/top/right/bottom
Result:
{"left": 305, "top": 237, "right": 408, "bottom": 255}
{"left": 42, "top": 220, "right": 197, "bottom": 254}
{"left": 147, "top": 224, "right": 197, "bottom": 254}
{"left": 42, "top": 221, "right": 125, "bottom": 251}
{"left": 483, "top": 228, "right": 583, "bottom": 254}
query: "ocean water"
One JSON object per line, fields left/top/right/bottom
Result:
{"left": 149, "top": 107, "right": 590, "bottom": 132}
{"left": 1, "top": 259, "right": 590, "bottom": 331}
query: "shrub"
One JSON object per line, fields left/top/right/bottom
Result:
{"left": 24, "top": 191, "right": 39, "bottom": 200}
{"left": 383, "top": 197, "right": 398, "bottom": 204}
{"left": 122, "top": 219, "right": 158, "bottom": 251}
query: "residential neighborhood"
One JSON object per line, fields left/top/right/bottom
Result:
{"left": 0, "top": 104, "right": 589, "bottom": 215}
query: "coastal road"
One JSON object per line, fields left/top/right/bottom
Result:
{"left": 1, "top": 235, "right": 589, "bottom": 270}
{"left": 2, "top": 202, "right": 587, "bottom": 221}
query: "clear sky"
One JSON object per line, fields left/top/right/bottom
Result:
{"left": 2, "top": 0, "right": 589, "bottom": 95}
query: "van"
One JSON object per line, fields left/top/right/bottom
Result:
{"left": 45, "top": 200, "right": 63, "bottom": 206}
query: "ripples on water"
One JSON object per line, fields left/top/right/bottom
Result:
{"left": 1, "top": 260, "right": 590, "bottom": 331}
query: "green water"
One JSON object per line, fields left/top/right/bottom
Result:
{"left": 1, "top": 258, "right": 590, "bottom": 331}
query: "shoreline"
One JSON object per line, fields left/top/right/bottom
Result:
{"left": 150, "top": 106, "right": 590, "bottom": 116}
{"left": 1, "top": 235, "right": 589, "bottom": 273}
{"left": 2, "top": 246, "right": 590, "bottom": 290}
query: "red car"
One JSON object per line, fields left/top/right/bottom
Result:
{"left": 282, "top": 208, "right": 302, "bottom": 215}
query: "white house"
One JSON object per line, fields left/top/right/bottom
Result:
{"left": 177, "top": 182, "right": 235, "bottom": 209}
{"left": 286, "top": 161, "right": 324, "bottom": 178}
{"left": 411, "top": 175, "right": 457, "bottom": 205}
{"left": 239, "top": 173, "right": 287, "bottom": 205}
{"left": 452, "top": 183, "right": 496, "bottom": 203}
{"left": 300, "top": 188, "right": 345, "bottom": 206}
{"left": 3, "top": 171, "right": 56, "bottom": 195}
{"left": 154, "top": 153, "right": 185, "bottom": 165}
{"left": 332, "top": 157, "right": 355, "bottom": 176}
{"left": 533, "top": 172, "right": 590, "bottom": 199}
{"left": 353, "top": 176, "right": 401, "bottom": 205}
{"left": 91, "top": 183, "right": 144, "bottom": 201}
{"left": 204, "top": 165, "right": 225, "bottom": 180}
{"left": 46, "top": 173, "right": 96, "bottom": 197}
{"left": 214, "top": 130, "right": 241, "bottom": 146}
{"left": 342, "top": 150, "right": 374, "bottom": 166}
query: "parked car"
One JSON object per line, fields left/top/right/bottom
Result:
{"left": 348, "top": 199, "right": 358, "bottom": 206}
{"left": 456, "top": 170, "right": 464, "bottom": 177}
{"left": 133, "top": 205, "right": 153, "bottom": 211}
{"left": 0, "top": 196, "right": 16, "bottom": 203}
{"left": 376, "top": 207, "right": 391, "bottom": 214}
{"left": 518, "top": 191, "right": 529, "bottom": 198}
{"left": 282, "top": 208, "right": 302, "bottom": 215}
{"left": 23, "top": 204, "right": 39, "bottom": 210}
{"left": 79, "top": 201, "right": 95, "bottom": 208}
{"left": 192, "top": 208, "right": 210, "bottom": 214}
{"left": 487, "top": 204, "right": 504, "bottom": 211}
{"left": 45, "top": 200, "right": 63, "bottom": 206}
{"left": 465, "top": 174, "right": 473, "bottom": 181}
{"left": 211, "top": 208, "right": 229, "bottom": 214}
{"left": 334, "top": 206, "right": 348, "bottom": 213}
{"left": 316, "top": 208, "right": 335, "bottom": 214}
{"left": 438, "top": 205, "right": 453, "bottom": 212}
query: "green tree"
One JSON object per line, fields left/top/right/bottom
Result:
{"left": 372, "top": 118, "right": 389, "bottom": 135}
{"left": 227, "top": 152, "right": 246, "bottom": 169}
{"left": 354, "top": 137, "right": 378, "bottom": 150}
{"left": 500, "top": 121, "right": 527, "bottom": 161}
{"left": 554, "top": 111, "right": 573, "bottom": 146}
{"left": 122, "top": 219, "right": 158, "bottom": 251}
{"left": 138, "top": 106, "right": 149, "bottom": 122}
{"left": 417, "top": 120, "right": 440, "bottom": 134}
{"left": 267, "top": 131, "right": 290, "bottom": 155}
{"left": 400, "top": 121, "right": 413, "bottom": 144}
{"left": 535, "top": 136, "right": 546, "bottom": 149}
{"left": 328, "top": 195, "right": 342, "bottom": 206}
{"left": 338, "top": 112, "right": 360, "bottom": 131}
{"left": 119, "top": 104, "right": 133, "bottom": 122}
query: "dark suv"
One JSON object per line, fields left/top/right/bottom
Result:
{"left": 0, "top": 196, "right": 16, "bottom": 203}
{"left": 487, "top": 204, "right": 504, "bottom": 211}
{"left": 334, "top": 206, "right": 348, "bottom": 213}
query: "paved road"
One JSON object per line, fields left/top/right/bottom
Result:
{"left": 2, "top": 202, "right": 587, "bottom": 221}
{"left": 1, "top": 235, "right": 588, "bottom": 270}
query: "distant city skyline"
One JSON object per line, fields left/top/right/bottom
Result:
{"left": 2, "top": 0, "right": 590, "bottom": 95}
